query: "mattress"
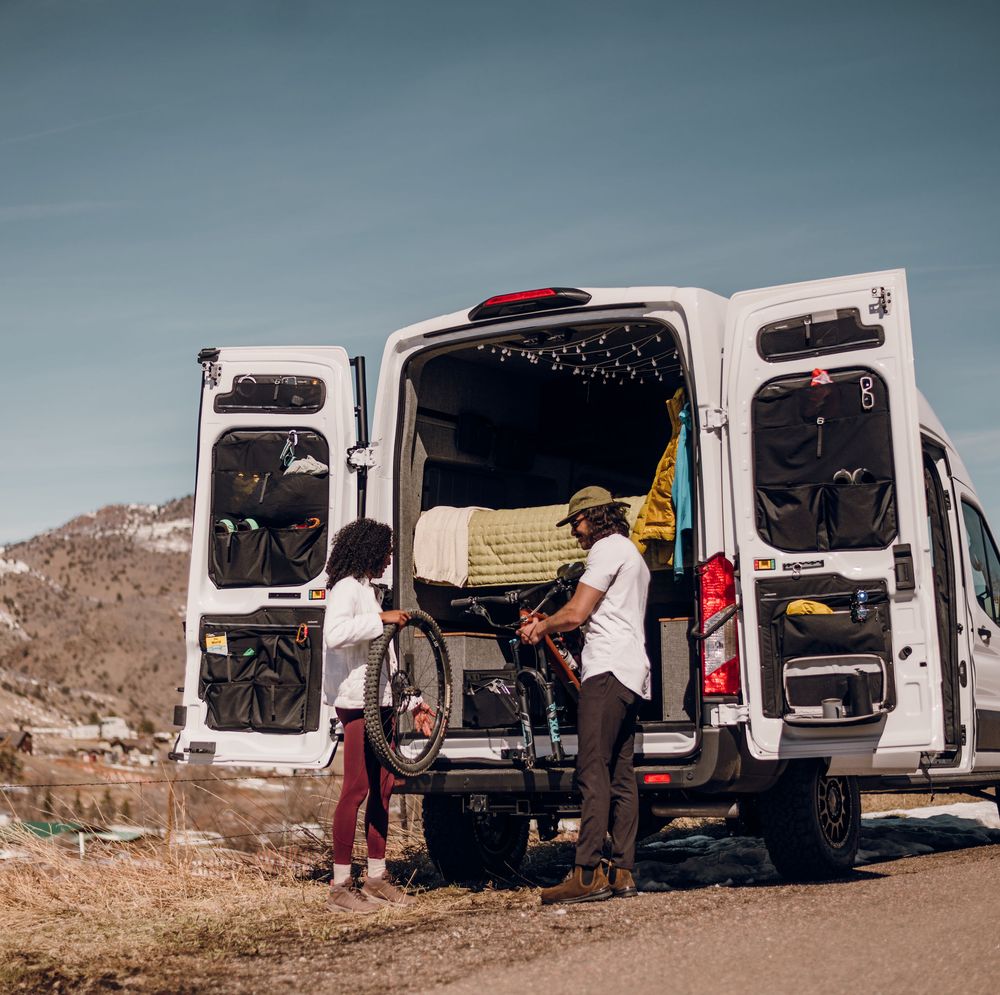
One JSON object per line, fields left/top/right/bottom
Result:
{"left": 414, "top": 497, "right": 643, "bottom": 587}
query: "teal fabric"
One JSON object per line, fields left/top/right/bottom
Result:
{"left": 672, "top": 404, "right": 693, "bottom": 575}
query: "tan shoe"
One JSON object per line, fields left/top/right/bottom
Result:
{"left": 326, "top": 882, "right": 379, "bottom": 915}
{"left": 607, "top": 863, "right": 638, "bottom": 898}
{"left": 540, "top": 865, "right": 612, "bottom": 905}
{"left": 362, "top": 875, "right": 416, "bottom": 907}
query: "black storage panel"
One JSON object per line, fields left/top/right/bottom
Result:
{"left": 210, "top": 429, "right": 330, "bottom": 588}
{"left": 752, "top": 369, "right": 898, "bottom": 552}
{"left": 198, "top": 607, "right": 324, "bottom": 734}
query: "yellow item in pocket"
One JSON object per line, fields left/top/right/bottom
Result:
{"left": 786, "top": 599, "right": 834, "bottom": 616}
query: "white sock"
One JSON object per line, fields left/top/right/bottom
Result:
{"left": 332, "top": 863, "right": 352, "bottom": 887}
{"left": 367, "top": 857, "right": 386, "bottom": 880}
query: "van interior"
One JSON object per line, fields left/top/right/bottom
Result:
{"left": 391, "top": 319, "right": 698, "bottom": 733}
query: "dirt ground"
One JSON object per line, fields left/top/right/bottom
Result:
{"left": 2, "top": 793, "right": 997, "bottom": 994}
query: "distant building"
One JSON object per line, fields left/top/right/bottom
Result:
{"left": 0, "top": 730, "right": 32, "bottom": 754}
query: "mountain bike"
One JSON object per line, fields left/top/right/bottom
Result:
{"left": 450, "top": 562, "right": 585, "bottom": 770}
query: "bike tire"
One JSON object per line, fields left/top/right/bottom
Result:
{"left": 364, "top": 610, "right": 452, "bottom": 777}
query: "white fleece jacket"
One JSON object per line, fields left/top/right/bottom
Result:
{"left": 323, "top": 575, "right": 389, "bottom": 709}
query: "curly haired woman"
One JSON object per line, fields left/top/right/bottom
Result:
{"left": 323, "top": 518, "right": 432, "bottom": 914}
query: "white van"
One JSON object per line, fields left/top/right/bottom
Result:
{"left": 172, "top": 269, "right": 1000, "bottom": 882}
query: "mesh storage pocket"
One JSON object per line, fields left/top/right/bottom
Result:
{"left": 783, "top": 654, "right": 885, "bottom": 710}
{"left": 199, "top": 610, "right": 322, "bottom": 733}
{"left": 462, "top": 671, "right": 519, "bottom": 729}
{"left": 204, "top": 682, "right": 255, "bottom": 731}
{"left": 781, "top": 609, "right": 888, "bottom": 659}
{"left": 756, "top": 484, "right": 825, "bottom": 550}
{"left": 211, "top": 529, "right": 270, "bottom": 588}
{"left": 826, "top": 481, "right": 896, "bottom": 549}
{"left": 253, "top": 684, "right": 307, "bottom": 732}
{"left": 268, "top": 525, "right": 327, "bottom": 586}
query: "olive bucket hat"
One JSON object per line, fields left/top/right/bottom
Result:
{"left": 556, "top": 486, "right": 626, "bottom": 527}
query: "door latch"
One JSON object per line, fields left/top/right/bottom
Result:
{"left": 870, "top": 286, "right": 893, "bottom": 318}
{"left": 201, "top": 360, "right": 222, "bottom": 389}
{"left": 958, "top": 660, "right": 968, "bottom": 688}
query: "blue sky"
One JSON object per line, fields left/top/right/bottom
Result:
{"left": 1, "top": 0, "right": 998, "bottom": 543}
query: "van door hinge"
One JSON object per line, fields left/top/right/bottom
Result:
{"left": 943, "top": 491, "right": 952, "bottom": 511}
{"left": 960, "top": 724, "right": 967, "bottom": 746}
{"left": 346, "top": 443, "right": 378, "bottom": 470}
{"left": 870, "top": 286, "right": 893, "bottom": 318}
{"left": 958, "top": 659, "right": 968, "bottom": 687}
{"left": 710, "top": 702, "right": 748, "bottom": 725}
{"left": 702, "top": 407, "right": 727, "bottom": 432}
{"left": 201, "top": 360, "right": 222, "bottom": 389}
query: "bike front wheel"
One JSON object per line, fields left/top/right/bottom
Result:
{"left": 364, "top": 610, "right": 452, "bottom": 777}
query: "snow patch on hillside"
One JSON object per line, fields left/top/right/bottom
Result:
{"left": 132, "top": 518, "right": 191, "bottom": 554}
{"left": 0, "top": 558, "right": 30, "bottom": 576}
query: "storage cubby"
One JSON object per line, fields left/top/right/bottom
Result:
{"left": 752, "top": 368, "right": 897, "bottom": 551}
{"left": 210, "top": 429, "right": 330, "bottom": 588}
{"left": 755, "top": 575, "right": 895, "bottom": 719}
{"left": 198, "top": 607, "right": 324, "bottom": 733}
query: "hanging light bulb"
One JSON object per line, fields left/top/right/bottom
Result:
{"left": 651, "top": 358, "right": 657, "bottom": 367}
{"left": 477, "top": 344, "right": 485, "bottom": 350}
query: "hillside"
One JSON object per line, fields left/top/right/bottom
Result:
{"left": 0, "top": 498, "right": 193, "bottom": 731}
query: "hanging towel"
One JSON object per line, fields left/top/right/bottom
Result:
{"left": 672, "top": 403, "right": 693, "bottom": 576}
{"left": 413, "top": 505, "right": 487, "bottom": 586}
{"left": 631, "top": 387, "right": 686, "bottom": 565}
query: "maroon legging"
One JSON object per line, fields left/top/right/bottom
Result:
{"left": 332, "top": 707, "right": 394, "bottom": 864}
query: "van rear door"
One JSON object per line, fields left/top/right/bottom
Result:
{"left": 174, "top": 347, "right": 361, "bottom": 767}
{"left": 723, "top": 270, "right": 943, "bottom": 764}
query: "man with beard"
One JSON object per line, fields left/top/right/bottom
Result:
{"left": 519, "top": 486, "right": 651, "bottom": 904}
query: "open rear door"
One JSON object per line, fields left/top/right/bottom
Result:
{"left": 174, "top": 347, "right": 361, "bottom": 766}
{"left": 724, "top": 270, "right": 943, "bottom": 765}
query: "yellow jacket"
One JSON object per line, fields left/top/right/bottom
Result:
{"left": 631, "top": 387, "right": 685, "bottom": 560}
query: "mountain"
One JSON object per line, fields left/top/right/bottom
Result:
{"left": 0, "top": 498, "right": 192, "bottom": 732}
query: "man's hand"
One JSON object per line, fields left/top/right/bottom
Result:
{"left": 519, "top": 616, "right": 547, "bottom": 646}
{"left": 412, "top": 702, "right": 435, "bottom": 737}
{"left": 380, "top": 609, "right": 410, "bottom": 627}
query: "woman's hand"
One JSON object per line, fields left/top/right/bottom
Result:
{"left": 380, "top": 609, "right": 410, "bottom": 627}
{"left": 412, "top": 702, "right": 435, "bottom": 737}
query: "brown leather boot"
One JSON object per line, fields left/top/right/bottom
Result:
{"left": 607, "top": 863, "right": 638, "bottom": 898}
{"left": 540, "top": 865, "right": 612, "bottom": 905}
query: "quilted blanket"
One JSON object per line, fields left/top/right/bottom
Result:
{"left": 465, "top": 496, "right": 644, "bottom": 587}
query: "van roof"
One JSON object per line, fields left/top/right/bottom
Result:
{"left": 380, "top": 285, "right": 729, "bottom": 355}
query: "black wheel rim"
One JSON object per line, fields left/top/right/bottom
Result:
{"left": 817, "top": 776, "right": 851, "bottom": 847}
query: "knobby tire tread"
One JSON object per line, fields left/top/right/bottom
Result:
{"left": 758, "top": 760, "right": 860, "bottom": 881}
{"left": 364, "top": 609, "right": 451, "bottom": 777}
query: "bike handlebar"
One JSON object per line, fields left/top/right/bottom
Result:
{"left": 449, "top": 594, "right": 516, "bottom": 609}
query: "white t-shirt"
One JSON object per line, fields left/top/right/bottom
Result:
{"left": 578, "top": 533, "right": 652, "bottom": 699}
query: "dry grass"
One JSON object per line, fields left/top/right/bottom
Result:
{"left": 0, "top": 826, "right": 461, "bottom": 992}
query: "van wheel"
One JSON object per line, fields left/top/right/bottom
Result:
{"left": 758, "top": 760, "right": 860, "bottom": 881}
{"left": 422, "top": 796, "right": 529, "bottom": 886}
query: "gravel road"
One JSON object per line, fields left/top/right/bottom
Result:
{"left": 183, "top": 839, "right": 1000, "bottom": 995}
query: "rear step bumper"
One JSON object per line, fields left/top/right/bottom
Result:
{"left": 397, "top": 727, "right": 758, "bottom": 795}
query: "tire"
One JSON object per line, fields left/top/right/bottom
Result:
{"left": 422, "top": 796, "right": 530, "bottom": 885}
{"left": 726, "top": 797, "right": 763, "bottom": 837}
{"left": 364, "top": 610, "right": 451, "bottom": 777}
{"left": 758, "top": 760, "right": 860, "bottom": 881}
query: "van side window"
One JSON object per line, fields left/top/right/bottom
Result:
{"left": 214, "top": 375, "right": 326, "bottom": 414}
{"left": 758, "top": 308, "right": 884, "bottom": 362}
{"left": 961, "top": 502, "right": 1000, "bottom": 623}
{"left": 752, "top": 368, "right": 896, "bottom": 551}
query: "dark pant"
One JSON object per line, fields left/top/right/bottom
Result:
{"left": 575, "top": 672, "right": 641, "bottom": 871}
{"left": 332, "top": 707, "right": 394, "bottom": 864}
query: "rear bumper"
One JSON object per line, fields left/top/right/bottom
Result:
{"left": 396, "top": 727, "right": 770, "bottom": 796}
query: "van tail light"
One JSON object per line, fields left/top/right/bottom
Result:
{"left": 468, "top": 287, "right": 591, "bottom": 321}
{"left": 699, "top": 553, "right": 740, "bottom": 696}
